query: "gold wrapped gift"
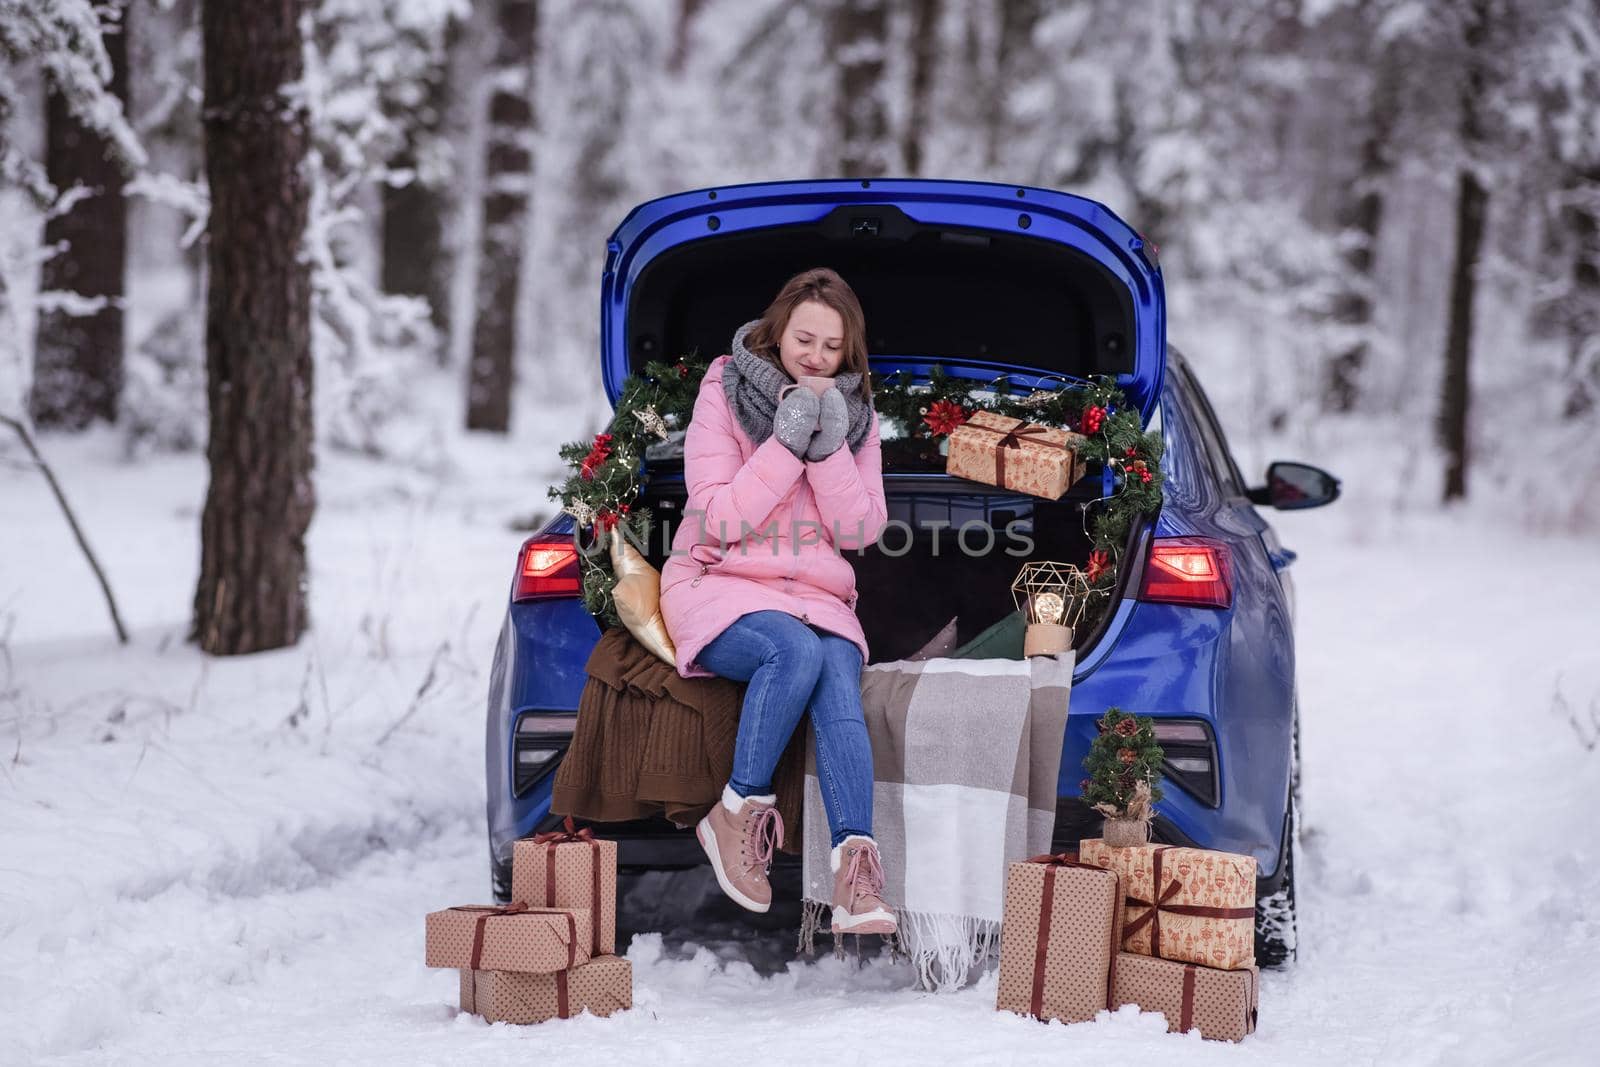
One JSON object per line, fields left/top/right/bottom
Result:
{"left": 945, "top": 411, "right": 1087, "bottom": 500}
{"left": 1079, "top": 839, "right": 1257, "bottom": 971}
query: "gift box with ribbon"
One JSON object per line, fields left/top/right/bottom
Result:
{"left": 511, "top": 818, "right": 619, "bottom": 956}
{"left": 426, "top": 903, "right": 591, "bottom": 973}
{"left": 1112, "top": 952, "right": 1259, "bottom": 1042}
{"left": 1078, "top": 839, "right": 1256, "bottom": 971}
{"left": 945, "top": 411, "right": 1087, "bottom": 500}
{"left": 996, "top": 854, "right": 1125, "bottom": 1025}
{"left": 459, "top": 955, "right": 632, "bottom": 1025}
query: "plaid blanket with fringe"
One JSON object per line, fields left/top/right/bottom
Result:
{"left": 799, "top": 651, "right": 1075, "bottom": 992}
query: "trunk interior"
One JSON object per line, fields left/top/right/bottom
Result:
{"left": 637, "top": 470, "right": 1129, "bottom": 665}
{"left": 623, "top": 203, "right": 1150, "bottom": 661}
{"left": 623, "top": 205, "right": 1138, "bottom": 382}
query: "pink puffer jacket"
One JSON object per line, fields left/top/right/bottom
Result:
{"left": 659, "top": 355, "right": 888, "bottom": 679}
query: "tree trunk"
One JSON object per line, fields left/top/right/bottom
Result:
{"left": 1438, "top": 0, "right": 1489, "bottom": 503}
{"left": 465, "top": 0, "right": 539, "bottom": 433}
{"left": 191, "top": 0, "right": 315, "bottom": 656}
{"left": 901, "top": 0, "right": 941, "bottom": 176}
{"left": 831, "top": 0, "right": 891, "bottom": 179}
{"left": 1439, "top": 168, "right": 1485, "bottom": 502}
{"left": 30, "top": 1, "right": 131, "bottom": 430}
{"left": 381, "top": 26, "right": 456, "bottom": 363}
{"left": 1559, "top": 187, "right": 1599, "bottom": 419}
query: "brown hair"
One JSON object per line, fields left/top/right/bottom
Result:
{"left": 743, "top": 268, "right": 872, "bottom": 402}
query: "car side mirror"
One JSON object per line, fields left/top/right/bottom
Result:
{"left": 1247, "top": 462, "right": 1341, "bottom": 510}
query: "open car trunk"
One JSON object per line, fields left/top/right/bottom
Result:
{"left": 608, "top": 180, "right": 1167, "bottom": 662}
{"left": 602, "top": 180, "right": 1167, "bottom": 423}
{"left": 635, "top": 470, "right": 1141, "bottom": 665}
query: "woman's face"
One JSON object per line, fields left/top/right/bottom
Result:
{"left": 777, "top": 300, "right": 845, "bottom": 380}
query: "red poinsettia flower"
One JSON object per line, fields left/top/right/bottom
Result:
{"left": 922, "top": 399, "right": 969, "bottom": 437}
{"left": 1087, "top": 549, "right": 1111, "bottom": 582}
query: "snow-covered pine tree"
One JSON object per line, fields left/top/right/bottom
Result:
{"left": 899, "top": 0, "right": 941, "bottom": 177}
{"left": 1530, "top": 0, "right": 1600, "bottom": 425}
{"left": 830, "top": 0, "right": 892, "bottom": 178}
{"left": 532, "top": 0, "right": 658, "bottom": 412}
{"left": 305, "top": 0, "right": 463, "bottom": 456}
{"left": 465, "top": 0, "right": 539, "bottom": 433}
{"left": 0, "top": 0, "right": 144, "bottom": 427}
{"left": 377, "top": 5, "right": 463, "bottom": 354}
{"left": 1317, "top": 0, "right": 1404, "bottom": 414}
{"left": 31, "top": 0, "right": 131, "bottom": 430}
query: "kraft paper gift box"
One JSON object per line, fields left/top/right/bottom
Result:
{"left": 996, "top": 855, "right": 1125, "bottom": 1025}
{"left": 511, "top": 819, "right": 619, "bottom": 956}
{"left": 1078, "top": 839, "right": 1256, "bottom": 971}
{"left": 425, "top": 904, "right": 591, "bottom": 973}
{"left": 1112, "top": 952, "right": 1259, "bottom": 1042}
{"left": 459, "top": 955, "right": 633, "bottom": 1025}
{"left": 945, "top": 411, "right": 1087, "bottom": 500}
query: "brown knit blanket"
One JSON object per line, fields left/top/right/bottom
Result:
{"left": 550, "top": 627, "right": 806, "bottom": 851}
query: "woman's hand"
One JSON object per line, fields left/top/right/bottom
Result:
{"left": 804, "top": 387, "right": 848, "bottom": 461}
{"left": 774, "top": 387, "right": 822, "bottom": 459}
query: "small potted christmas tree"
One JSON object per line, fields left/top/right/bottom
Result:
{"left": 1081, "top": 707, "right": 1165, "bottom": 848}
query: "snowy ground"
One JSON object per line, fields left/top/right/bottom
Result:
{"left": 3, "top": 399, "right": 1598, "bottom": 1066}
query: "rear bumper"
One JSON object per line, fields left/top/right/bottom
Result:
{"left": 493, "top": 797, "right": 1288, "bottom": 904}
{"left": 488, "top": 570, "right": 1293, "bottom": 901}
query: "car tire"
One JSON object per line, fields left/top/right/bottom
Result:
{"left": 1254, "top": 791, "right": 1299, "bottom": 968}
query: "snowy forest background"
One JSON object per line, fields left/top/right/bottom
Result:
{"left": 5, "top": 0, "right": 1600, "bottom": 537}
{"left": 5, "top": 4, "right": 1600, "bottom": 1061}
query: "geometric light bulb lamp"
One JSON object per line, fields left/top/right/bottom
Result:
{"left": 1010, "top": 560, "right": 1098, "bottom": 658}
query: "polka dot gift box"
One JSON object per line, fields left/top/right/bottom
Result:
{"left": 459, "top": 956, "right": 633, "bottom": 1025}
{"left": 996, "top": 854, "right": 1125, "bottom": 1025}
{"left": 512, "top": 819, "right": 619, "bottom": 957}
{"left": 425, "top": 903, "right": 592, "bottom": 973}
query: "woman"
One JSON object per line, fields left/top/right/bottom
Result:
{"left": 658, "top": 267, "right": 894, "bottom": 937}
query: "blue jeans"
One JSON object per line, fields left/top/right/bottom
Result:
{"left": 697, "top": 610, "right": 872, "bottom": 848}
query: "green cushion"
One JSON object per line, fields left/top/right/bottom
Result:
{"left": 950, "top": 610, "right": 1027, "bottom": 660}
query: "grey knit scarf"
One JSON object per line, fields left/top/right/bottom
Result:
{"left": 722, "top": 319, "right": 873, "bottom": 453}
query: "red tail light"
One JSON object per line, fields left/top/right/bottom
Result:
{"left": 513, "top": 537, "right": 581, "bottom": 602}
{"left": 1139, "top": 538, "right": 1232, "bottom": 609}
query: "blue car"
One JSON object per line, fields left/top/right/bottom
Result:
{"left": 485, "top": 179, "right": 1338, "bottom": 965}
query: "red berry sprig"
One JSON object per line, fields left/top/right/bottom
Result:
{"left": 578, "top": 432, "right": 614, "bottom": 480}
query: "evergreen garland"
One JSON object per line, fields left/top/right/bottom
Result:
{"left": 546, "top": 355, "right": 710, "bottom": 626}
{"left": 870, "top": 367, "right": 1165, "bottom": 592}
{"left": 548, "top": 360, "right": 1165, "bottom": 627}
{"left": 1080, "top": 706, "right": 1166, "bottom": 814}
